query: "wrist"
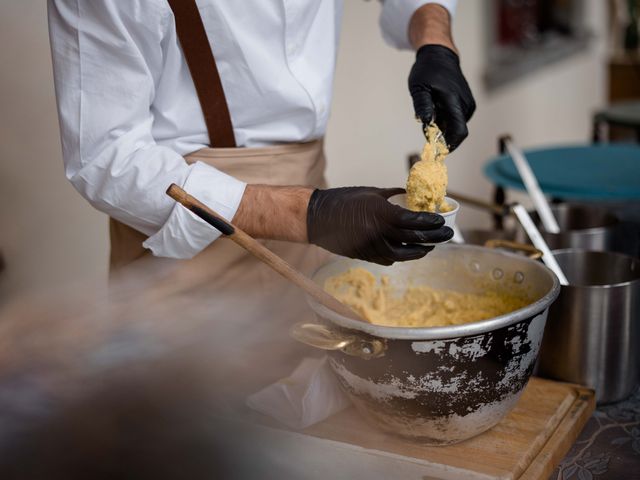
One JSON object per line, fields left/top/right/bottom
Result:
{"left": 416, "top": 43, "right": 459, "bottom": 62}
{"left": 232, "top": 184, "right": 313, "bottom": 242}
{"left": 409, "top": 3, "right": 457, "bottom": 54}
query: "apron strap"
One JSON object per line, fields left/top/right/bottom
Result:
{"left": 166, "top": 0, "right": 236, "bottom": 148}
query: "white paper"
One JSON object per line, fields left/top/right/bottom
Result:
{"left": 246, "top": 356, "right": 351, "bottom": 429}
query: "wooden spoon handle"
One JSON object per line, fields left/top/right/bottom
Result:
{"left": 166, "top": 184, "right": 362, "bottom": 321}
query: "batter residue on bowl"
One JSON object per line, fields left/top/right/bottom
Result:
{"left": 406, "top": 123, "right": 453, "bottom": 213}
{"left": 325, "top": 268, "right": 530, "bottom": 327}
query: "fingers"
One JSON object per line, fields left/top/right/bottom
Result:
{"left": 463, "top": 89, "right": 476, "bottom": 121}
{"left": 366, "top": 256, "right": 394, "bottom": 267}
{"left": 408, "top": 43, "right": 475, "bottom": 149}
{"left": 387, "top": 204, "right": 445, "bottom": 229}
{"left": 434, "top": 91, "right": 468, "bottom": 151}
{"left": 387, "top": 226, "right": 454, "bottom": 244}
{"left": 307, "top": 185, "right": 454, "bottom": 267}
{"left": 367, "top": 225, "right": 451, "bottom": 265}
{"left": 388, "top": 243, "right": 435, "bottom": 262}
{"left": 409, "top": 86, "right": 435, "bottom": 127}
{"left": 367, "top": 242, "right": 433, "bottom": 265}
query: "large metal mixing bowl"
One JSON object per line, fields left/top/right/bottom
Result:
{"left": 293, "top": 245, "right": 560, "bottom": 444}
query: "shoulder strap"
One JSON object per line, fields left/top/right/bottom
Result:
{"left": 167, "top": 0, "right": 236, "bottom": 148}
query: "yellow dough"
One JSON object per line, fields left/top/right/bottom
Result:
{"left": 406, "top": 123, "right": 452, "bottom": 213}
{"left": 325, "top": 268, "right": 530, "bottom": 328}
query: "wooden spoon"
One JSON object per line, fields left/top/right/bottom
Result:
{"left": 166, "top": 184, "right": 363, "bottom": 322}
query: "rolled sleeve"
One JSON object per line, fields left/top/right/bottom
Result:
{"left": 143, "top": 162, "right": 246, "bottom": 259}
{"left": 379, "top": 0, "right": 457, "bottom": 50}
{"left": 48, "top": 0, "right": 246, "bottom": 261}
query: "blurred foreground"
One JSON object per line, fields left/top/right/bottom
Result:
{"left": 0, "top": 252, "right": 320, "bottom": 479}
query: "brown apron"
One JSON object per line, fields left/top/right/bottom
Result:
{"left": 109, "top": 141, "right": 329, "bottom": 280}
{"left": 109, "top": 1, "right": 330, "bottom": 313}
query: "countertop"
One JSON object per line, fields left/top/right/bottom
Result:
{"left": 551, "top": 385, "right": 640, "bottom": 479}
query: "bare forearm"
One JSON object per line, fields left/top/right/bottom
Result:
{"left": 232, "top": 185, "right": 313, "bottom": 242}
{"left": 409, "top": 3, "right": 457, "bottom": 53}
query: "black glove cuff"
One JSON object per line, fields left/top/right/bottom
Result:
{"left": 415, "top": 44, "right": 459, "bottom": 64}
{"left": 306, "top": 188, "right": 323, "bottom": 244}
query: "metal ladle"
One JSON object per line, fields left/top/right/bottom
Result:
{"left": 446, "top": 192, "right": 568, "bottom": 285}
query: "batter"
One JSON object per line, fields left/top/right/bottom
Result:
{"left": 325, "top": 268, "right": 530, "bottom": 327}
{"left": 406, "top": 123, "right": 452, "bottom": 213}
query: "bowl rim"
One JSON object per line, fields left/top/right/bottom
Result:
{"left": 307, "top": 244, "right": 560, "bottom": 340}
{"left": 440, "top": 196, "right": 459, "bottom": 217}
{"left": 388, "top": 194, "right": 459, "bottom": 217}
{"left": 551, "top": 248, "right": 640, "bottom": 289}
{"left": 529, "top": 204, "right": 619, "bottom": 235}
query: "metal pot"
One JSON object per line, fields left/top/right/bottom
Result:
{"left": 536, "top": 249, "right": 640, "bottom": 404}
{"left": 292, "top": 245, "right": 560, "bottom": 444}
{"left": 518, "top": 203, "right": 622, "bottom": 252}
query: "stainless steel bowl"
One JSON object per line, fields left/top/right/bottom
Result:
{"left": 519, "top": 203, "right": 621, "bottom": 252}
{"left": 293, "top": 245, "right": 560, "bottom": 444}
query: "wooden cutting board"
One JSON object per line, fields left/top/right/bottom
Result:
{"left": 289, "top": 376, "right": 594, "bottom": 480}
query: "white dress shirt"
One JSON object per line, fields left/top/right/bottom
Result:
{"left": 48, "top": 0, "right": 456, "bottom": 259}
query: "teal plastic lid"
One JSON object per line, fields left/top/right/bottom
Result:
{"left": 484, "top": 144, "right": 640, "bottom": 200}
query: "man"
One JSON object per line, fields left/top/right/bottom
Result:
{"left": 48, "top": 0, "right": 474, "bottom": 277}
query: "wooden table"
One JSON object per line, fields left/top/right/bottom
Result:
{"left": 245, "top": 377, "right": 595, "bottom": 480}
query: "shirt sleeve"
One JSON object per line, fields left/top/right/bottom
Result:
{"left": 47, "top": 0, "right": 246, "bottom": 260}
{"left": 379, "top": 0, "right": 457, "bottom": 50}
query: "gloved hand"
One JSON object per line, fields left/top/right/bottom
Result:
{"left": 408, "top": 44, "right": 475, "bottom": 151}
{"left": 306, "top": 187, "right": 453, "bottom": 266}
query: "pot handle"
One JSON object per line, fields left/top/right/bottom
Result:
{"left": 484, "top": 239, "right": 543, "bottom": 260}
{"left": 290, "top": 323, "right": 386, "bottom": 360}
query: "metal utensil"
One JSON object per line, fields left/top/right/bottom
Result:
{"left": 424, "top": 121, "right": 446, "bottom": 155}
{"left": 512, "top": 204, "right": 569, "bottom": 285}
{"left": 501, "top": 136, "right": 560, "bottom": 234}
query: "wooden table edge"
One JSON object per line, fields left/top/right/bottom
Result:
{"left": 518, "top": 385, "right": 596, "bottom": 480}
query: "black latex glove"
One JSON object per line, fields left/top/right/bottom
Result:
{"left": 307, "top": 187, "right": 453, "bottom": 266}
{"left": 408, "top": 44, "right": 476, "bottom": 151}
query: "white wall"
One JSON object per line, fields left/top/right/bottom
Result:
{"left": 0, "top": 1, "right": 109, "bottom": 301}
{"left": 0, "top": 1, "right": 607, "bottom": 300}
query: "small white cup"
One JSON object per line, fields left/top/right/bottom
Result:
{"left": 388, "top": 194, "right": 459, "bottom": 245}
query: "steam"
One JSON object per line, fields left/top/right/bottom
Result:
{"left": 0, "top": 253, "right": 318, "bottom": 479}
